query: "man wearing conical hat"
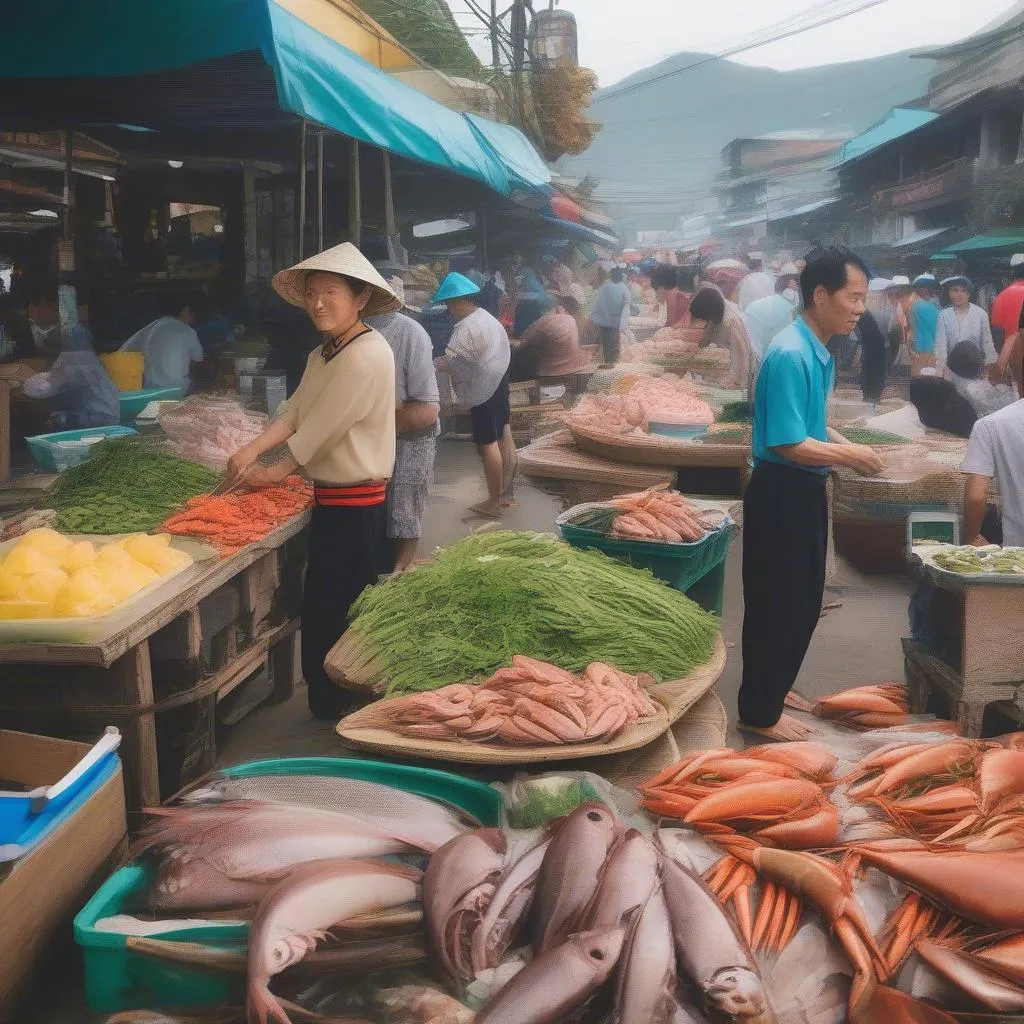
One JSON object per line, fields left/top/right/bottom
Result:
{"left": 224, "top": 243, "right": 400, "bottom": 719}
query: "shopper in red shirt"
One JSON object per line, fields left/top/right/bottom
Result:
{"left": 991, "top": 254, "right": 1024, "bottom": 350}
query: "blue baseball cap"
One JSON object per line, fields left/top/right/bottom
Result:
{"left": 431, "top": 272, "right": 481, "bottom": 303}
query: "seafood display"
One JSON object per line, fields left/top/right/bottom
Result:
{"left": 357, "top": 657, "right": 661, "bottom": 747}
{"left": 340, "top": 531, "right": 719, "bottom": 696}
{"left": 158, "top": 398, "right": 268, "bottom": 470}
{"left": 567, "top": 374, "right": 715, "bottom": 432}
{"left": 161, "top": 476, "right": 313, "bottom": 555}
{"left": 87, "top": 695, "right": 1024, "bottom": 1024}
{"left": 564, "top": 488, "right": 729, "bottom": 544}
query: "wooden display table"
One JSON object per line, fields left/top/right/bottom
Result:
{"left": 903, "top": 554, "right": 1024, "bottom": 736}
{"left": 0, "top": 512, "right": 310, "bottom": 809}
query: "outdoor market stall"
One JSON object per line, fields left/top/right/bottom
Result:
{"left": 0, "top": 434, "right": 310, "bottom": 811}
{"left": 905, "top": 543, "right": 1024, "bottom": 737}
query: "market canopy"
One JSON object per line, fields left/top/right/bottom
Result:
{"left": 836, "top": 108, "right": 938, "bottom": 167}
{"left": 0, "top": 0, "right": 550, "bottom": 200}
{"left": 932, "top": 228, "right": 1024, "bottom": 257}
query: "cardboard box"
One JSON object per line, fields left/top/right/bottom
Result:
{"left": 0, "top": 731, "right": 126, "bottom": 1020}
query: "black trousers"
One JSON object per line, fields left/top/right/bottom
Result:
{"left": 301, "top": 502, "right": 386, "bottom": 718}
{"left": 739, "top": 461, "right": 828, "bottom": 728}
{"left": 599, "top": 326, "right": 621, "bottom": 364}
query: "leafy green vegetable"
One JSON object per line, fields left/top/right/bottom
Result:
{"left": 348, "top": 531, "right": 720, "bottom": 696}
{"left": 838, "top": 427, "right": 910, "bottom": 446}
{"left": 40, "top": 437, "right": 219, "bottom": 534}
{"left": 717, "top": 401, "right": 752, "bottom": 424}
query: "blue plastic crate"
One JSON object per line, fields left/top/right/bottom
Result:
{"left": 25, "top": 425, "right": 138, "bottom": 472}
{"left": 119, "top": 387, "right": 186, "bottom": 423}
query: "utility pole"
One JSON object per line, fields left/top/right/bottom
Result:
{"left": 490, "top": 0, "right": 500, "bottom": 67}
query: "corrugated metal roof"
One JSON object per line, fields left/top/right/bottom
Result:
{"left": 836, "top": 108, "right": 938, "bottom": 166}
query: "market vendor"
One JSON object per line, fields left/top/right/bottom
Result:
{"left": 935, "top": 276, "right": 998, "bottom": 380}
{"left": 119, "top": 290, "right": 207, "bottom": 390}
{"left": 962, "top": 398, "right": 1024, "bottom": 547}
{"left": 432, "top": 272, "right": 514, "bottom": 519}
{"left": 224, "top": 243, "right": 399, "bottom": 720}
{"left": 590, "top": 266, "right": 632, "bottom": 364}
{"left": 509, "top": 292, "right": 598, "bottom": 382}
{"left": 688, "top": 287, "right": 753, "bottom": 393}
{"left": 741, "top": 246, "right": 884, "bottom": 742}
{"left": 363, "top": 301, "right": 440, "bottom": 574}
{"left": 11, "top": 280, "right": 119, "bottom": 429}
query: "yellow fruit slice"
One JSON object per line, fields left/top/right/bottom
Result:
{"left": 0, "top": 599, "right": 53, "bottom": 619}
{"left": 61, "top": 541, "right": 96, "bottom": 573}
{"left": 2, "top": 544, "right": 56, "bottom": 576}
{"left": 21, "top": 528, "right": 74, "bottom": 558}
{"left": 20, "top": 567, "right": 69, "bottom": 605}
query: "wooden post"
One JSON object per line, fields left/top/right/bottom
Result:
{"left": 382, "top": 150, "right": 397, "bottom": 237}
{"left": 316, "top": 133, "right": 325, "bottom": 252}
{"left": 349, "top": 139, "right": 362, "bottom": 248}
{"left": 0, "top": 381, "right": 10, "bottom": 484}
{"left": 63, "top": 128, "right": 74, "bottom": 243}
{"left": 242, "top": 166, "right": 259, "bottom": 283}
{"left": 479, "top": 207, "right": 490, "bottom": 273}
{"left": 297, "top": 120, "right": 307, "bottom": 260}
{"left": 117, "top": 642, "right": 161, "bottom": 810}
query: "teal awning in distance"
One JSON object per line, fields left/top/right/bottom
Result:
{"left": 837, "top": 108, "right": 938, "bottom": 167}
{"left": 932, "top": 228, "right": 1024, "bottom": 257}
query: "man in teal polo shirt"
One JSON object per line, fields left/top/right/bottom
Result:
{"left": 740, "top": 246, "right": 884, "bottom": 741}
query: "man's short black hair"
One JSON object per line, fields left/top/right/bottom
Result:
{"left": 22, "top": 279, "right": 59, "bottom": 308}
{"left": 609, "top": 267, "right": 625, "bottom": 284}
{"left": 677, "top": 268, "right": 696, "bottom": 291}
{"left": 1013, "top": 264, "right": 1024, "bottom": 280}
{"left": 800, "top": 246, "right": 870, "bottom": 309}
{"left": 948, "top": 341, "right": 984, "bottom": 380}
{"left": 689, "top": 287, "right": 725, "bottom": 325}
{"left": 650, "top": 265, "right": 675, "bottom": 290}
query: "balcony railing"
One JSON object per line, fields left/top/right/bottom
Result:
{"left": 874, "top": 157, "right": 977, "bottom": 210}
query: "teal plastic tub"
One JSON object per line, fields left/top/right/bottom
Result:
{"left": 558, "top": 507, "right": 736, "bottom": 614}
{"left": 119, "top": 387, "right": 186, "bottom": 423}
{"left": 75, "top": 757, "right": 501, "bottom": 1014}
{"left": 25, "top": 425, "right": 137, "bottom": 472}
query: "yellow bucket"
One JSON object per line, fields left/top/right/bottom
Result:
{"left": 100, "top": 352, "right": 144, "bottom": 392}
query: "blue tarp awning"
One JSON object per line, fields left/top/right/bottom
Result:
{"left": 0, "top": 0, "right": 550, "bottom": 200}
{"left": 836, "top": 108, "right": 938, "bottom": 167}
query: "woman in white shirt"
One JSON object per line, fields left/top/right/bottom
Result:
{"left": 935, "top": 276, "right": 997, "bottom": 378}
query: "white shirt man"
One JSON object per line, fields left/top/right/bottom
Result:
{"left": 962, "top": 399, "right": 1024, "bottom": 546}
{"left": 121, "top": 307, "right": 205, "bottom": 389}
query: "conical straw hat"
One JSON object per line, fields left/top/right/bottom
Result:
{"left": 272, "top": 243, "right": 401, "bottom": 317}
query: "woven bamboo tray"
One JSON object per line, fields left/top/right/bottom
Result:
{"left": 334, "top": 636, "right": 726, "bottom": 766}
{"left": 518, "top": 431, "right": 675, "bottom": 489}
{"left": 569, "top": 423, "right": 750, "bottom": 469}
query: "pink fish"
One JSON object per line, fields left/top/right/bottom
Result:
{"left": 246, "top": 858, "right": 421, "bottom": 1024}
{"left": 475, "top": 926, "right": 627, "bottom": 1024}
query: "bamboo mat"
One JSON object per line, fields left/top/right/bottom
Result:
{"left": 517, "top": 430, "right": 675, "bottom": 488}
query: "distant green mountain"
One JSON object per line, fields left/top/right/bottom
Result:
{"left": 558, "top": 51, "right": 935, "bottom": 233}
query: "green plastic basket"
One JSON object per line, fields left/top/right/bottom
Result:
{"left": 556, "top": 504, "right": 736, "bottom": 613}
{"left": 75, "top": 757, "right": 500, "bottom": 1014}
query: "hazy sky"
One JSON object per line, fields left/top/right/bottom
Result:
{"left": 448, "top": 0, "right": 1021, "bottom": 86}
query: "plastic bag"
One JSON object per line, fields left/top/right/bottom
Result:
{"left": 498, "top": 770, "right": 642, "bottom": 831}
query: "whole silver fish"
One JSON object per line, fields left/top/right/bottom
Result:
{"left": 615, "top": 888, "right": 677, "bottom": 1024}
{"left": 583, "top": 828, "right": 659, "bottom": 931}
{"left": 151, "top": 854, "right": 275, "bottom": 913}
{"left": 424, "top": 829, "right": 507, "bottom": 981}
{"left": 247, "top": 858, "right": 421, "bottom": 1024}
{"left": 532, "top": 801, "right": 620, "bottom": 952}
{"left": 659, "top": 850, "right": 768, "bottom": 1020}
{"left": 183, "top": 774, "right": 476, "bottom": 851}
{"left": 470, "top": 835, "right": 551, "bottom": 975}
{"left": 135, "top": 801, "right": 415, "bottom": 900}
{"left": 474, "top": 926, "right": 627, "bottom": 1024}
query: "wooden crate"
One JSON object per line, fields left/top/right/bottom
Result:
{"left": 0, "top": 515, "right": 309, "bottom": 810}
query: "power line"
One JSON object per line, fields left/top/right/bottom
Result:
{"left": 596, "top": 0, "right": 893, "bottom": 102}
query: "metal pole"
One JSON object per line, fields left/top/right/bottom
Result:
{"left": 63, "top": 128, "right": 74, "bottom": 242}
{"left": 316, "top": 133, "right": 324, "bottom": 252}
{"left": 349, "top": 139, "right": 362, "bottom": 249}
{"left": 382, "top": 150, "right": 397, "bottom": 237}
{"left": 479, "top": 207, "right": 490, "bottom": 273}
{"left": 297, "top": 120, "right": 307, "bottom": 260}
